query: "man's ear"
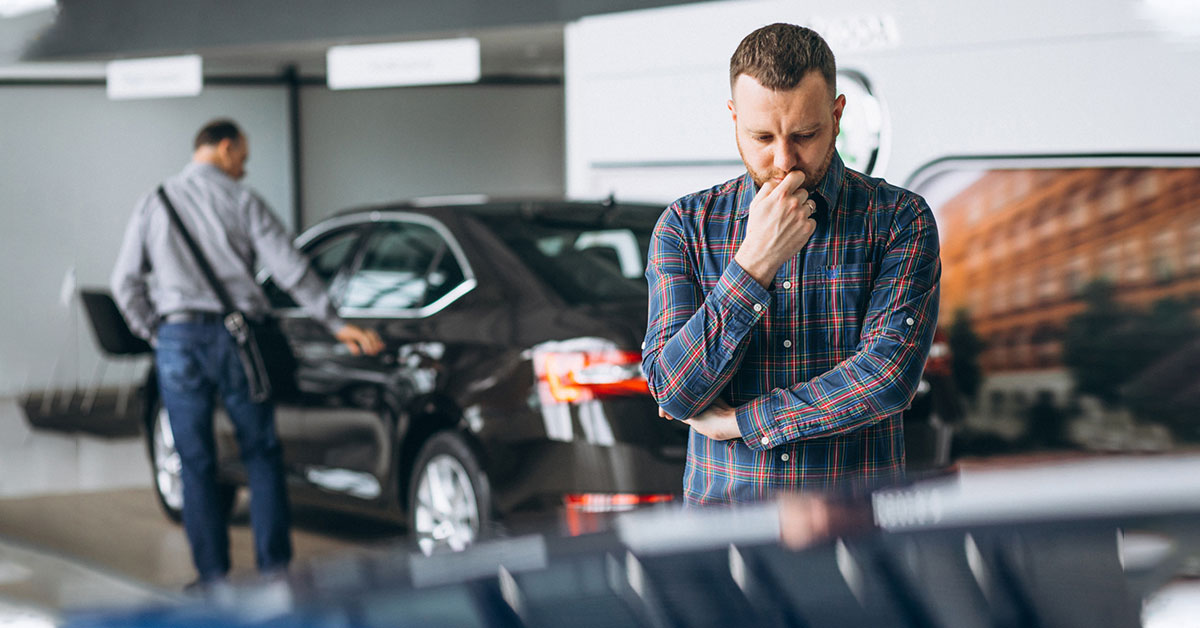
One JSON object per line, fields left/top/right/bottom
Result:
{"left": 832, "top": 94, "right": 846, "bottom": 136}
{"left": 213, "top": 138, "right": 231, "bottom": 158}
{"left": 728, "top": 98, "right": 737, "bottom": 124}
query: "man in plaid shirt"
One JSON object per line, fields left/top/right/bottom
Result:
{"left": 643, "top": 23, "right": 941, "bottom": 505}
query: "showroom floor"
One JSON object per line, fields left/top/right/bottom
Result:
{"left": 0, "top": 397, "right": 404, "bottom": 623}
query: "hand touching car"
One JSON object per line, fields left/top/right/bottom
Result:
{"left": 335, "top": 324, "right": 385, "bottom": 356}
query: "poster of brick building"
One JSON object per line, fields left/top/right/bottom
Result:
{"left": 930, "top": 163, "right": 1200, "bottom": 455}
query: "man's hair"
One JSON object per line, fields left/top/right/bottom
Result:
{"left": 729, "top": 23, "right": 836, "bottom": 97}
{"left": 193, "top": 119, "right": 242, "bottom": 150}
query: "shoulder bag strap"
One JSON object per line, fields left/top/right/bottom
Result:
{"left": 156, "top": 185, "right": 238, "bottom": 316}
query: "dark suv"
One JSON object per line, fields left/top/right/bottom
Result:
{"left": 134, "top": 198, "right": 688, "bottom": 553}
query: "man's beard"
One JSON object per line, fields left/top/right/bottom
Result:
{"left": 737, "top": 136, "right": 836, "bottom": 193}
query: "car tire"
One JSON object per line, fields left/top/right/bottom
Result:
{"left": 147, "top": 401, "right": 236, "bottom": 523}
{"left": 407, "top": 431, "right": 491, "bottom": 556}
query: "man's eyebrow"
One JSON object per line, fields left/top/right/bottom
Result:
{"left": 790, "top": 123, "right": 823, "bottom": 135}
{"left": 745, "top": 123, "right": 823, "bottom": 136}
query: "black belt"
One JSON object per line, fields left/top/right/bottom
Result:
{"left": 161, "top": 311, "right": 225, "bottom": 324}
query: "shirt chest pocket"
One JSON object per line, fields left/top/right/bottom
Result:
{"left": 800, "top": 263, "right": 875, "bottom": 351}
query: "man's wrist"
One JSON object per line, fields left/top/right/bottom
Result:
{"left": 725, "top": 404, "right": 743, "bottom": 438}
{"left": 735, "top": 400, "right": 774, "bottom": 450}
{"left": 733, "top": 250, "right": 778, "bottom": 289}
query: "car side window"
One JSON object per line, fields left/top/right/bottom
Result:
{"left": 341, "top": 221, "right": 466, "bottom": 312}
{"left": 310, "top": 230, "right": 360, "bottom": 283}
{"left": 263, "top": 226, "right": 361, "bottom": 310}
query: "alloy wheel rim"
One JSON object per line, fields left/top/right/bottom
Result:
{"left": 414, "top": 454, "right": 479, "bottom": 555}
{"left": 153, "top": 407, "right": 184, "bottom": 512}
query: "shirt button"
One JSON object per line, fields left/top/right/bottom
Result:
{"left": 782, "top": 339, "right": 792, "bottom": 348}
{"left": 753, "top": 304, "right": 764, "bottom": 313}
{"left": 761, "top": 436, "right": 770, "bottom": 446}
{"left": 782, "top": 280, "right": 792, "bottom": 289}
{"left": 905, "top": 317, "right": 915, "bottom": 326}
{"left": 781, "top": 453, "right": 790, "bottom": 462}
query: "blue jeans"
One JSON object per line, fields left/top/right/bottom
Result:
{"left": 155, "top": 321, "right": 292, "bottom": 580}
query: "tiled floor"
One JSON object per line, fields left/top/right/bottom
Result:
{"left": 0, "top": 536, "right": 171, "bottom": 618}
{"left": 0, "top": 397, "right": 405, "bottom": 624}
{"left": 0, "top": 487, "right": 384, "bottom": 591}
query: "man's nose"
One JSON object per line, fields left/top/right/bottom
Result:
{"left": 773, "top": 142, "right": 799, "bottom": 172}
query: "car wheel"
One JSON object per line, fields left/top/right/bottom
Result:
{"left": 147, "top": 402, "right": 236, "bottom": 523}
{"left": 408, "top": 431, "right": 491, "bottom": 556}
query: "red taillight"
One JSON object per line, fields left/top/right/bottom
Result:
{"left": 563, "top": 493, "right": 674, "bottom": 513}
{"left": 562, "top": 492, "right": 675, "bottom": 536}
{"left": 539, "top": 349, "right": 649, "bottom": 404}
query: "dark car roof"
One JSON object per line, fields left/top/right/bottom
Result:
{"left": 327, "top": 196, "right": 663, "bottom": 220}
{"left": 300, "top": 197, "right": 665, "bottom": 249}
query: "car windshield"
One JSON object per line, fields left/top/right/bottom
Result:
{"left": 468, "top": 203, "right": 661, "bottom": 305}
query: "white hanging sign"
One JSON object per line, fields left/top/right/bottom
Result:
{"left": 327, "top": 38, "right": 481, "bottom": 90}
{"left": 106, "top": 54, "right": 203, "bottom": 100}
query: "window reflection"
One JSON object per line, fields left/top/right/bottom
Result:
{"left": 341, "top": 222, "right": 465, "bottom": 311}
{"left": 925, "top": 164, "right": 1200, "bottom": 457}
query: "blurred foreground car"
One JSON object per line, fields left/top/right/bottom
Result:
{"left": 92, "top": 197, "right": 688, "bottom": 553}
{"left": 62, "top": 454, "right": 1200, "bottom": 628}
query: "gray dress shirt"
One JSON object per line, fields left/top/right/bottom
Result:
{"left": 111, "top": 162, "right": 343, "bottom": 340}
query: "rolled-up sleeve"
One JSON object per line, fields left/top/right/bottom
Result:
{"left": 735, "top": 196, "right": 941, "bottom": 450}
{"left": 642, "top": 204, "right": 769, "bottom": 420}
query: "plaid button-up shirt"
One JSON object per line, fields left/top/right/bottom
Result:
{"left": 642, "top": 153, "right": 941, "bottom": 505}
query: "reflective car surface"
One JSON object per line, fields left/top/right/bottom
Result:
{"left": 139, "top": 198, "right": 689, "bottom": 552}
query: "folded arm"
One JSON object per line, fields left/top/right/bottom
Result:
{"left": 641, "top": 204, "right": 772, "bottom": 420}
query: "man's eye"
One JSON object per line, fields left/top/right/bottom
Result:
{"left": 755, "top": 135, "right": 772, "bottom": 143}
{"left": 793, "top": 134, "right": 815, "bottom": 142}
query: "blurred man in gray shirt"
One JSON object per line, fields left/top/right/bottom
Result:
{"left": 111, "top": 119, "right": 383, "bottom": 590}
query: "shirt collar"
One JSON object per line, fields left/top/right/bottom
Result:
{"left": 735, "top": 151, "right": 845, "bottom": 220}
{"left": 183, "top": 161, "right": 234, "bottom": 182}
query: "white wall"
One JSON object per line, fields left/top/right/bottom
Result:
{"left": 565, "top": 0, "right": 1200, "bottom": 203}
{"left": 0, "top": 85, "right": 291, "bottom": 398}
{"left": 299, "top": 84, "right": 565, "bottom": 225}
{"left": 0, "top": 398, "right": 149, "bottom": 497}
